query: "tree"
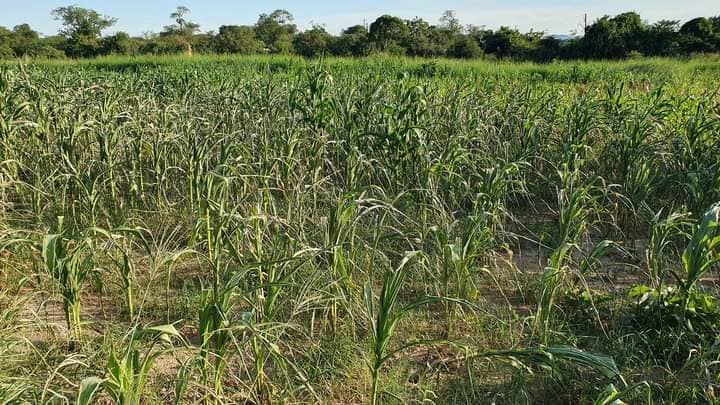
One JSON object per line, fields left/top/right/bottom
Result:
{"left": 211, "top": 25, "right": 262, "bottom": 54}
{"left": 344, "top": 25, "right": 368, "bottom": 36}
{"left": 0, "top": 46, "right": 12, "bottom": 59}
{"left": 484, "top": 26, "right": 522, "bottom": 58}
{"left": 164, "top": 6, "right": 200, "bottom": 36}
{"left": 612, "top": 12, "right": 645, "bottom": 52}
{"left": 35, "top": 35, "right": 67, "bottom": 58}
{"left": 293, "top": 25, "right": 331, "bottom": 58}
{"left": 52, "top": 6, "right": 116, "bottom": 57}
{"left": 466, "top": 25, "right": 492, "bottom": 49}
{"left": 0, "top": 27, "right": 13, "bottom": 59}
{"left": 190, "top": 32, "right": 213, "bottom": 54}
{"left": 3, "top": 7, "right": 716, "bottom": 61}
{"left": 403, "top": 18, "right": 449, "bottom": 57}
{"left": 447, "top": 36, "right": 482, "bottom": 58}
{"left": 582, "top": 12, "right": 645, "bottom": 59}
{"left": 480, "top": 27, "right": 544, "bottom": 60}
{"left": 439, "top": 10, "right": 461, "bottom": 35}
{"left": 255, "top": 10, "right": 297, "bottom": 53}
{"left": 679, "top": 17, "right": 716, "bottom": 53}
{"left": 162, "top": 6, "right": 200, "bottom": 55}
{"left": 369, "top": 15, "right": 409, "bottom": 52}
{"left": 9, "top": 24, "right": 40, "bottom": 57}
{"left": 582, "top": 17, "right": 620, "bottom": 58}
{"left": 330, "top": 25, "right": 369, "bottom": 56}
{"left": 536, "top": 36, "right": 562, "bottom": 61}
{"left": 644, "top": 20, "right": 679, "bottom": 56}
{"left": 100, "top": 32, "right": 142, "bottom": 55}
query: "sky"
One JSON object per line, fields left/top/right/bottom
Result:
{"left": 0, "top": 0, "right": 717, "bottom": 37}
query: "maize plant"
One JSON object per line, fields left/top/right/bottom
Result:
{"left": 0, "top": 56, "right": 717, "bottom": 403}
{"left": 41, "top": 217, "right": 94, "bottom": 344}
{"left": 78, "top": 324, "right": 183, "bottom": 405}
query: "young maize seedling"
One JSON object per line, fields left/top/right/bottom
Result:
{"left": 676, "top": 205, "right": 720, "bottom": 312}
{"left": 364, "top": 252, "right": 472, "bottom": 405}
{"left": 79, "top": 324, "right": 183, "bottom": 405}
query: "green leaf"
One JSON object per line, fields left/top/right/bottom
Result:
{"left": 77, "top": 376, "right": 104, "bottom": 405}
{"left": 41, "top": 233, "right": 62, "bottom": 273}
{"left": 144, "top": 324, "right": 182, "bottom": 338}
{"left": 543, "top": 345, "right": 621, "bottom": 379}
{"left": 628, "top": 284, "right": 651, "bottom": 299}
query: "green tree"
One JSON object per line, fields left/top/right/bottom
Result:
{"left": 536, "top": 36, "right": 562, "bottom": 61}
{"left": 403, "top": 18, "right": 449, "bottom": 57}
{"left": 10, "top": 24, "right": 41, "bottom": 57}
{"left": 466, "top": 25, "right": 492, "bottom": 49}
{"left": 582, "top": 12, "right": 645, "bottom": 59}
{"left": 0, "top": 46, "right": 12, "bottom": 59}
{"left": 162, "top": 6, "right": 200, "bottom": 55}
{"left": 369, "top": 15, "right": 409, "bottom": 52}
{"left": 100, "top": 32, "right": 142, "bottom": 55}
{"left": 679, "top": 17, "right": 716, "bottom": 53}
{"left": 255, "top": 10, "right": 297, "bottom": 54}
{"left": 164, "top": 6, "right": 200, "bottom": 36}
{"left": 0, "top": 26, "right": 13, "bottom": 58}
{"left": 330, "top": 25, "right": 369, "bottom": 56}
{"left": 483, "top": 27, "right": 543, "bottom": 59}
{"left": 212, "top": 25, "right": 262, "bottom": 54}
{"left": 712, "top": 16, "right": 720, "bottom": 31}
{"left": 35, "top": 35, "right": 67, "bottom": 58}
{"left": 191, "top": 32, "right": 213, "bottom": 53}
{"left": 484, "top": 26, "right": 523, "bottom": 58}
{"left": 612, "top": 12, "right": 645, "bottom": 52}
{"left": 293, "top": 25, "right": 331, "bottom": 58}
{"left": 447, "top": 35, "right": 482, "bottom": 58}
{"left": 344, "top": 25, "right": 367, "bottom": 35}
{"left": 439, "top": 10, "right": 462, "bottom": 36}
{"left": 51, "top": 6, "right": 116, "bottom": 57}
{"left": 583, "top": 17, "right": 619, "bottom": 58}
{"left": 644, "top": 20, "right": 679, "bottom": 56}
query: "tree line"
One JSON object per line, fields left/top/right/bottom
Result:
{"left": 1, "top": 6, "right": 719, "bottom": 61}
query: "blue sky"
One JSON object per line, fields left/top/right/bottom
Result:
{"left": 0, "top": 0, "right": 717, "bottom": 36}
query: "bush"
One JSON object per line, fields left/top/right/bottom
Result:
{"left": 0, "top": 45, "right": 14, "bottom": 59}
{"left": 447, "top": 36, "right": 483, "bottom": 59}
{"left": 26, "top": 45, "right": 66, "bottom": 59}
{"left": 386, "top": 43, "right": 406, "bottom": 56}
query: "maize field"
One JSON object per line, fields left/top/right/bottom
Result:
{"left": 0, "top": 56, "right": 719, "bottom": 404}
